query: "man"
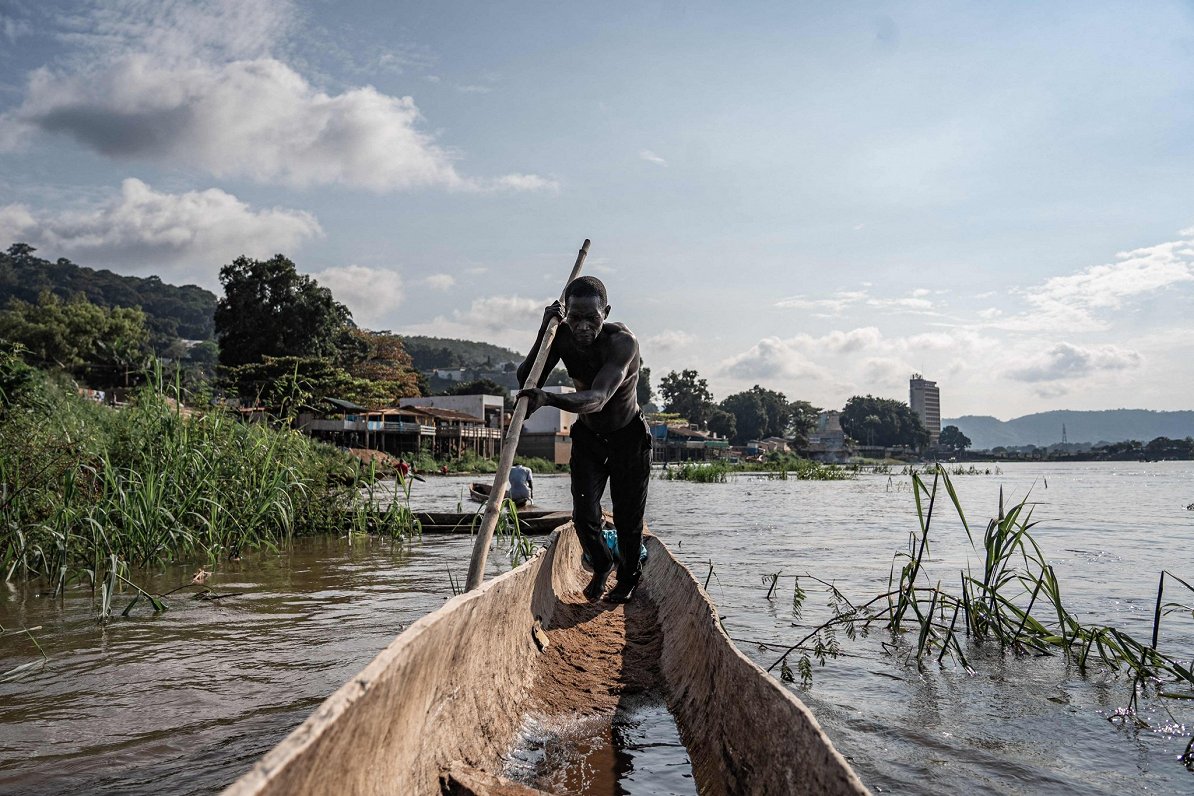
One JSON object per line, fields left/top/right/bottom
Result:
{"left": 517, "top": 276, "right": 649, "bottom": 603}
{"left": 508, "top": 462, "right": 534, "bottom": 505}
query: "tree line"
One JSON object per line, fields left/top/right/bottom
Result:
{"left": 2, "top": 242, "right": 934, "bottom": 448}
{"left": 0, "top": 245, "right": 424, "bottom": 408}
{"left": 653, "top": 368, "right": 930, "bottom": 448}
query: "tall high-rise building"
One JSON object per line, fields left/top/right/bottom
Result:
{"left": 909, "top": 374, "right": 941, "bottom": 444}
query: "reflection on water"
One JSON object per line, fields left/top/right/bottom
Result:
{"left": 2, "top": 463, "right": 1194, "bottom": 794}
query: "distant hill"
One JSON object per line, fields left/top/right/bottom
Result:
{"left": 399, "top": 335, "right": 523, "bottom": 371}
{"left": 945, "top": 410, "right": 1194, "bottom": 449}
{"left": 0, "top": 244, "right": 216, "bottom": 344}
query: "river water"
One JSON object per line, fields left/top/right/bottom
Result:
{"left": 1, "top": 462, "right": 1193, "bottom": 794}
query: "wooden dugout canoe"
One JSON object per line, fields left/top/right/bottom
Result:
{"left": 223, "top": 524, "right": 869, "bottom": 796}
{"left": 414, "top": 509, "right": 571, "bottom": 536}
{"left": 468, "top": 481, "right": 531, "bottom": 508}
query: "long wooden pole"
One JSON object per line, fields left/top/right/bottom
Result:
{"left": 465, "top": 239, "right": 590, "bottom": 591}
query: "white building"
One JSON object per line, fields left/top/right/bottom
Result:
{"left": 909, "top": 374, "right": 941, "bottom": 444}
{"left": 399, "top": 394, "right": 504, "bottom": 430}
{"left": 521, "top": 386, "right": 575, "bottom": 434}
{"left": 518, "top": 386, "right": 575, "bottom": 464}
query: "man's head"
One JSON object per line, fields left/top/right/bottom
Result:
{"left": 563, "top": 276, "right": 610, "bottom": 348}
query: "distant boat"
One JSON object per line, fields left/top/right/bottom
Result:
{"left": 222, "top": 525, "right": 868, "bottom": 795}
{"left": 414, "top": 508, "right": 569, "bottom": 535}
{"left": 469, "top": 481, "right": 531, "bottom": 508}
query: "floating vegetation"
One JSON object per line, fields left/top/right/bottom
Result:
{"left": 900, "top": 463, "right": 1002, "bottom": 476}
{"left": 766, "top": 465, "right": 1194, "bottom": 756}
{"left": 659, "top": 462, "right": 729, "bottom": 482}
{"left": 759, "top": 460, "right": 854, "bottom": 481}
{"left": 661, "top": 457, "right": 855, "bottom": 482}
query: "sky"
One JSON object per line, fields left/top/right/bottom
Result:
{"left": 2, "top": 0, "right": 1193, "bottom": 420}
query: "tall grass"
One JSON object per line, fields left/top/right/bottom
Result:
{"left": 0, "top": 355, "right": 417, "bottom": 615}
{"left": 766, "top": 466, "right": 1194, "bottom": 734}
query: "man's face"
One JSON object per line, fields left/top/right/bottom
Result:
{"left": 564, "top": 294, "right": 609, "bottom": 348}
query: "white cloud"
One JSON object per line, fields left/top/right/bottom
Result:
{"left": 720, "top": 336, "right": 833, "bottom": 382}
{"left": 455, "top": 296, "right": 544, "bottom": 332}
{"left": 398, "top": 294, "right": 547, "bottom": 350}
{"left": 481, "top": 173, "right": 560, "bottom": 193}
{"left": 0, "top": 2, "right": 554, "bottom": 193}
{"left": 422, "top": 273, "right": 456, "bottom": 290}
{"left": 57, "top": 0, "right": 293, "bottom": 63}
{"left": 774, "top": 289, "right": 934, "bottom": 316}
{"left": 645, "top": 330, "right": 694, "bottom": 352}
{"left": 310, "top": 265, "right": 403, "bottom": 329}
{"left": 774, "top": 291, "right": 867, "bottom": 314}
{"left": 995, "top": 233, "right": 1194, "bottom": 333}
{"left": 1006, "top": 342, "right": 1142, "bottom": 383}
{"left": 1036, "top": 241, "right": 1194, "bottom": 309}
{"left": 639, "top": 149, "right": 667, "bottom": 166}
{"left": 2, "top": 13, "right": 32, "bottom": 43}
{"left": 0, "top": 178, "right": 321, "bottom": 282}
{"left": 6, "top": 57, "right": 456, "bottom": 190}
{"left": 715, "top": 326, "right": 990, "bottom": 405}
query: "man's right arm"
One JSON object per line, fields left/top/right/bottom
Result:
{"left": 516, "top": 301, "right": 564, "bottom": 388}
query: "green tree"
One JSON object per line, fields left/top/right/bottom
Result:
{"left": 346, "top": 329, "right": 421, "bottom": 398}
{"left": 720, "top": 390, "right": 768, "bottom": 442}
{"left": 0, "top": 291, "right": 149, "bottom": 385}
{"left": 718, "top": 386, "right": 821, "bottom": 444}
{"left": 840, "top": 395, "right": 929, "bottom": 449}
{"left": 222, "top": 356, "right": 399, "bottom": 415}
{"left": 543, "top": 366, "right": 572, "bottom": 388}
{"left": 938, "top": 425, "right": 972, "bottom": 453}
{"left": 659, "top": 369, "right": 714, "bottom": 426}
{"left": 787, "top": 400, "right": 821, "bottom": 444}
{"left": 214, "top": 254, "right": 355, "bottom": 368}
{"left": 637, "top": 362, "right": 653, "bottom": 407}
{"left": 1, "top": 243, "right": 217, "bottom": 346}
{"left": 706, "top": 407, "right": 737, "bottom": 440}
{"left": 447, "top": 378, "right": 511, "bottom": 409}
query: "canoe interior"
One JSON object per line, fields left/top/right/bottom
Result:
{"left": 223, "top": 526, "right": 868, "bottom": 796}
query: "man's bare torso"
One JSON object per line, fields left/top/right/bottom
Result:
{"left": 554, "top": 321, "right": 640, "bottom": 434}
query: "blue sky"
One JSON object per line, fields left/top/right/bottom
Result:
{"left": 2, "top": 1, "right": 1193, "bottom": 420}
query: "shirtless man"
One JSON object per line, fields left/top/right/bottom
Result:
{"left": 517, "top": 276, "right": 649, "bottom": 603}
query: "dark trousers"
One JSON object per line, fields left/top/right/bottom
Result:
{"left": 570, "top": 413, "right": 652, "bottom": 580}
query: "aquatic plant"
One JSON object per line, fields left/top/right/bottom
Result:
{"left": 659, "top": 462, "right": 729, "bottom": 483}
{"left": 663, "top": 455, "right": 858, "bottom": 481}
{"left": 766, "top": 466, "right": 1194, "bottom": 737}
{"left": 899, "top": 463, "right": 1002, "bottom": 476}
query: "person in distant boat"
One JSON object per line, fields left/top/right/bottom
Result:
{"left": 517, "top": 276, "right": 649, "bottom": 604}
{"left": 508, "top": 463, "right": 534, "bottom": 504}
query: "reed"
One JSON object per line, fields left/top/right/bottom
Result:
{"left": 767, "top": 464, "right": 1194, "bottom": 723}
{"left": 0, "top": 358, "right": 418, "bottom": 617}
{"left": 463, "top": 497, "right": 538, "bottom": 567}
{"left": 659, "top": 461, "right": 730, "bottom": 482}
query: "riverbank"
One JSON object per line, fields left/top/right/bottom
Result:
{"left": 0, "top": 356, "right": 417, "bottom": 614}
